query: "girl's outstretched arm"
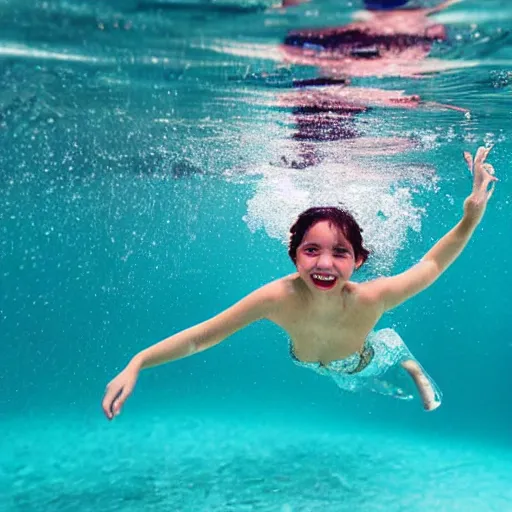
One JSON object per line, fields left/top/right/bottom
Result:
{"left": 373, "top": 146, "right": 498, "bottom": 312}
{"left": 101, "top": 281, "right": 282, "bottom": 419}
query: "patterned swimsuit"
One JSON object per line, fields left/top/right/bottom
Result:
{"left": 288, "top": 328, "right": 443, "bottom": 405}
{"left": 289, "top": 339, "right": 374, "bottom": 375}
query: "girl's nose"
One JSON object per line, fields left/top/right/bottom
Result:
{"left": 316, "top": 252, "right": 333, "bottom": 268}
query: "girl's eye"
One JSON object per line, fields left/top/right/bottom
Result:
{"left": 334, "top": 248, "right": 349, "bottom": 256}
{"left": 304, "top": 247, "right": 317, "bottom": 254}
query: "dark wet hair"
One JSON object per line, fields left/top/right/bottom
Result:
{"left": 288, "top": 206, "right": 370, "bottom": 267}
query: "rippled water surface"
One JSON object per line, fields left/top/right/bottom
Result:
{"left": 1, "top": 1, "right": 512, "bottom": 511}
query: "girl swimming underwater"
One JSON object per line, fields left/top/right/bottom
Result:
{"left": 102, "top": 146, "right": 497, "bottom": 418}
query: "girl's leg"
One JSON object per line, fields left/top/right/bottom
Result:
{"left": 401, "top": 359, "right": 441, "bottom": 411}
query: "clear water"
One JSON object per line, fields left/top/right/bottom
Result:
{"left": 1, "top": 0, "right": 511, "bottom": 510}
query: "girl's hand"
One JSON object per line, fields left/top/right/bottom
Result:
{"left": 102, "top": 364, "right": 140, "bottom": 420}
{"left": 463, "top": 146, "right": 498, "bottom": 222}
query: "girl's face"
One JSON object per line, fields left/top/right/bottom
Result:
{"left": 295, "top": 220, "right": 361, "bottom": 293}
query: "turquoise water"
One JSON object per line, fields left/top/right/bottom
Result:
{"left": 1, "top": 0, "right": 512, "bottom": 510}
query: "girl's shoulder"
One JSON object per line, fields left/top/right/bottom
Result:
{"left": 268, "top": 273, "right": 303, "bottom": 299}
{"left": 258, "top": 274, "right": 307, "bottom": 314}
{"left": 345, "top": 279, "right": 385, "bottom": 308}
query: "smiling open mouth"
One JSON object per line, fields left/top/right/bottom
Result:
{"left": 310, "top": 273, "right": 338, "bottom": 289}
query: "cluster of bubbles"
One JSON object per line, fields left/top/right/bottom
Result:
{"left": 243, "top": 156, "right": 437, "bottom": 274}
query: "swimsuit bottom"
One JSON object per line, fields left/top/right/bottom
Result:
{"left": 290, "top": 328, "right": 442, "bottom": 404}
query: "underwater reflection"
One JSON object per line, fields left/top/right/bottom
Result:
{"left": 280, "top": 0, "right": 460, "bottom": 77}
{"left": 275, "top": 0, "right": 465, "bottom": 168}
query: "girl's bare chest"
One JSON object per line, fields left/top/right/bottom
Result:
{"left": 275, "top": 301, "right": 380, "bottom": 362}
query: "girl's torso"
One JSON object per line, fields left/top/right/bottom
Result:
{"left": 266, "top": 274, "right": 383, "bottom": 365}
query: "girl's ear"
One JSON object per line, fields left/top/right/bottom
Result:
{"left": 355, "top": 257, "right": 364, "bottom": 270}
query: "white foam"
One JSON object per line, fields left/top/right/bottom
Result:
{"left": 243, "top": 159, "right": 436, "bottom": 274}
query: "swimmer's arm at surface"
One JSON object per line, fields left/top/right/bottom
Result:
{"left": 373, "top": 216, "right": 479, "bottom": 311}
{"left": 426, "top": 0, "right": 462, "bottom": 16}
{"left": 102, "top": 281, "right": 282, "bottom": 419}
{"left": 373, "top": 146, "right": 497, "bottom": 312}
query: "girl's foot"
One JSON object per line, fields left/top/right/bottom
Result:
{"left": 401, "top": 359, "right": 441, "bottom": 411}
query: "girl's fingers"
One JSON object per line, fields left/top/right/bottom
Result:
{"left": 482, "top": 173, "right": 498, "bottom": 198}
{"left": 488, "top": 182, "right": 496, "bottom": 199}
{"left": 463, "top": 151, "right": 473, "bottom": 173}
{"left": 464, "top": 146, "right": 497, "bottom": 200}
{"left": 102, "top": 388, "right": 117, "bottom": 419}
{"left": 474, "top": 145, "right": 493, "bottom": 166}
{"left": 474, "top": 147, "right": 486, "bottom": 166}
{"left": 102, "top": 384, "right": 123, "bottom": 419}
{"left": 482, "top": 163, "right": 495, "bottom": 175}
{"left": 112, "top": 399, "right": 122, "bottom": 416}
{"left": 112, "top": 386, "right": 133, "bottom": 416}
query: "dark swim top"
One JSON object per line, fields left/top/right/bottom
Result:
{"left": 364, "top": 0, "right": 409, "bottom": 10}
{"left": 292, "top": 77, "right": 349, "bottom": 88}
{"left": 283, "top": 30, "right": 440, "bottom": 56}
